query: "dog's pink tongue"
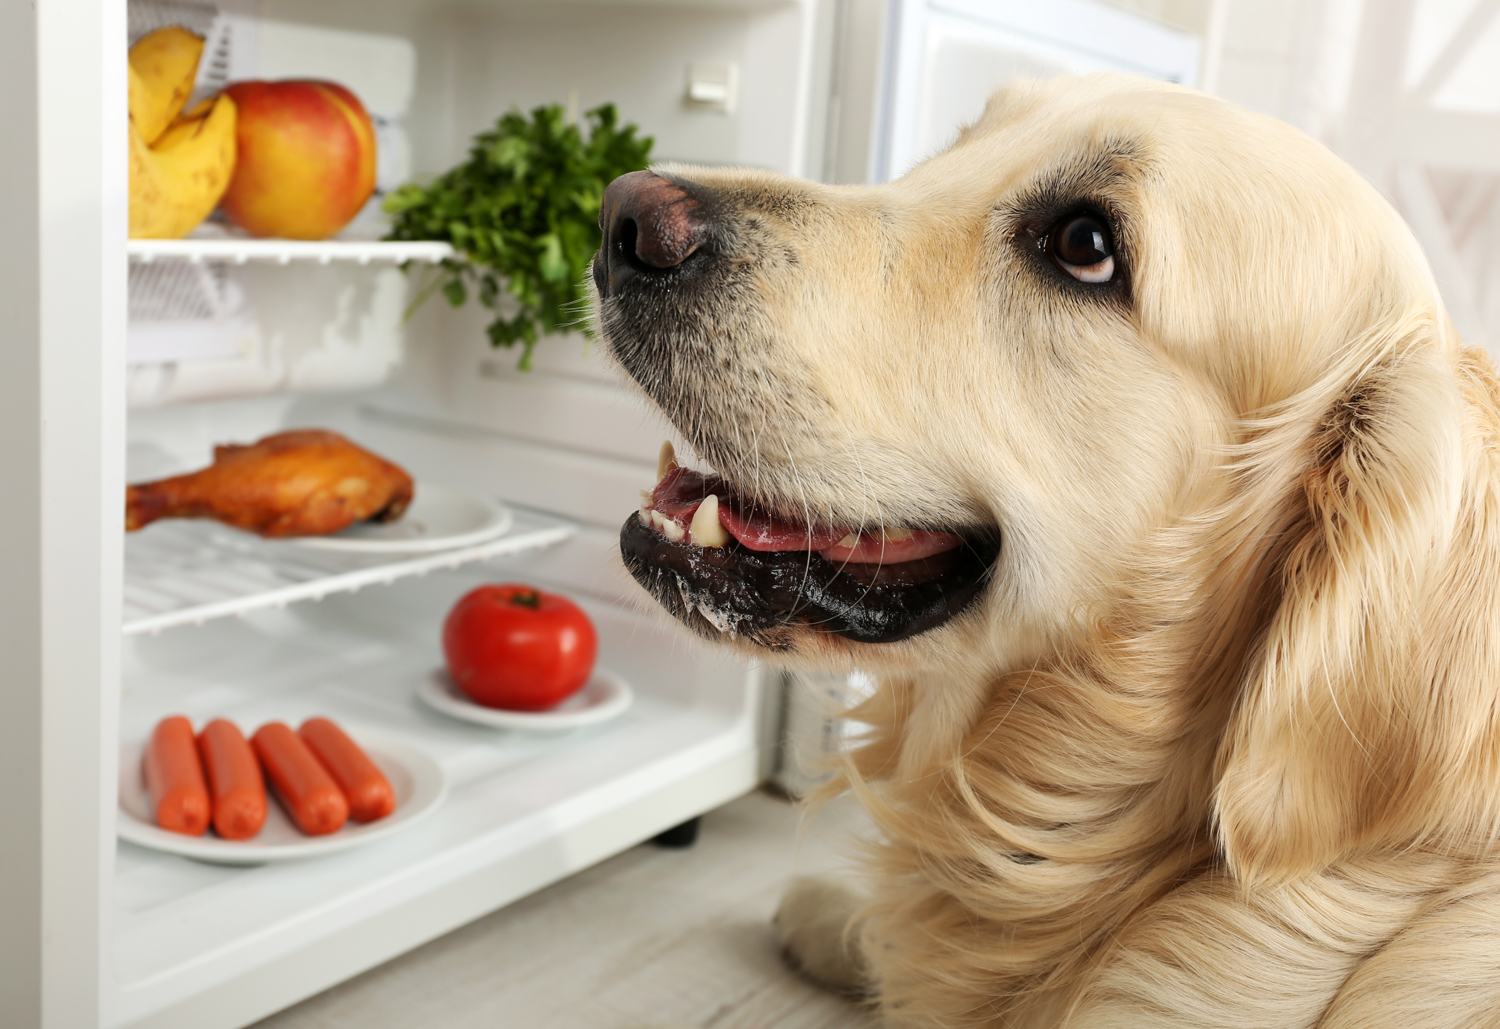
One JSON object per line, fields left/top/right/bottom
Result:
{"left": 716, "top": 503, "right": 847, "bottom": 552}
{"left": 818, "top": 530, "right": 964, "bottom": 564}
{"left": 651, "top": 467, "right": 846, "bottom": 551}
{"left": 650, "top": 467, "right": 967, "bottom": 563}
{"left": 650, "top": 467, "right": 720, "bottom": 523}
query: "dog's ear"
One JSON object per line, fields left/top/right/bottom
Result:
{"left": 1214, "top": 324, "right": 1487, "bottom": 884}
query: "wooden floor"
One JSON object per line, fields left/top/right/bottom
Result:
{"left": 252, "top": 790, "right": 880, "bottom": 1029}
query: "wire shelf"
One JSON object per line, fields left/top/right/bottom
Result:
{"left": 123, "top": 504, "right": 573, "bottom": 636}
{"left": 126, "top": 238, "right": 454, "bottom": 266}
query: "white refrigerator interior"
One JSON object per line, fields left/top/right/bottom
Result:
{"left": 4, "top": 0, "right": 832, "bottom": 1027}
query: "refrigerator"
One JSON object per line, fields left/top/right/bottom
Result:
{"left": 0, "top": 1, "right": 1197, "bottom": 1027}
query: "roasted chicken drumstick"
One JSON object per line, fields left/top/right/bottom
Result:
{"left": 126, "top": 429, "right": 415, "bottom": 537}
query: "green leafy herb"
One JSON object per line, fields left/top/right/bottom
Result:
{"left": 383, "top": 103, "right": 652, "bottom": 369}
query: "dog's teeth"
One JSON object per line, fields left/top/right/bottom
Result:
{"left": 640, "top": 489, "right": 653, "bottom": 514}
{"left": 835, "top": 532, "right": 859, "bottom": 548}
{"left": 882, "top": 526, "right": 913, "bottom": 543}
{"left": 638, "top": 509, "right": 652, "bottom": 526}
{"left": 650, "top": 508, "right": 686, "bottom": 542}
{"left": 690, "top": 494, "right": 729, "bottom": 547}
{"left": 657, "top": 440, "right": 679, "bottom": 482}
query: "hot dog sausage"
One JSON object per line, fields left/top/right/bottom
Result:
{"left": 144, "top": 715, "right": 210, "bottom": 836}
{"left": 197, "top": 719, "right": 267, "bottom": 840}
{"left": 251, "top": 722, "right": 348, "bottom": 836}
{"left": 297, "top": 718, "right": 396, "bottom": 823}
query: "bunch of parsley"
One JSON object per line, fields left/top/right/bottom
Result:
{"left": 383, "top": 103, "right": 652, "bottom": 368}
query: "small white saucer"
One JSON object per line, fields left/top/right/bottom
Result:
{"left": 418, "top": 668, "right": 634, "bottom": 731}
{"left": 288, "top": 483, "right": 513, "bottom": 554}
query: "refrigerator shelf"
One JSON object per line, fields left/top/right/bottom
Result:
{"left": 122, "top": 505, "right": 574, "bottom": 636}
{"left": 126, "top": 238, "right": 454, "bottom": 267}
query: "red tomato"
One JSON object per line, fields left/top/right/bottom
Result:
{"left": 442, "top": 584, "right": 598, "bottom": 711}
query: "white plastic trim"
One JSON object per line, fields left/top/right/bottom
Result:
{"left": 126, "top": 239, "right": 453, "bottom": 267}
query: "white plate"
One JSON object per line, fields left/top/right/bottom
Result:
{"left": 418, "top": 668, "right": 634, "bottom": 731}
{"left": 287, "top": 483, "right": 513, "bottom": 553}
{"left": 117, "top": 729, "right": 447, "bottom": 865}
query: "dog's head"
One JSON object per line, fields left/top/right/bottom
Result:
{"left": 594, "top": 76, "right": 1455, "bottom": 683}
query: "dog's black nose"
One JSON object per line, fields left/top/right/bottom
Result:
{"left": 594, "top": 170, "right": 705, "bottom": 296}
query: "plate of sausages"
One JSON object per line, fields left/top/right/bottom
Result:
{"left": 117, "top": 716, "right": 447, "bottom": 864}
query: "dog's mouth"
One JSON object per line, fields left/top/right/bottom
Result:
{"left": 619, "top": 444, "right": 1000, "bottom": 647}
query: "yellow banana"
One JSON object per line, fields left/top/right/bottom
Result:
{"left": 129, "top": 95, "right": 238, "bottom": 239}
{"left": 128, "top": 26, "right": 205, "bottom": 145}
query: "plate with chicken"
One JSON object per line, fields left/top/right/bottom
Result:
{"left": 289, "top": 482, "right": 512, "bottom": 553}
{"left": 125, "top": 429, "right": 513, "bottom": 553}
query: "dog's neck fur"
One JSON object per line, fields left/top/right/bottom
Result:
{"left": 831, "top": 476, "right": 1283, "bottom": 1018}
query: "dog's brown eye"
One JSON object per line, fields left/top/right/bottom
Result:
{"left": 1050, "top": 216, "right": 1115, "bottom": 284}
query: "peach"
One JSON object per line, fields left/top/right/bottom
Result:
{"left": 220, "top": 80, "right": 376, "bottom": 240}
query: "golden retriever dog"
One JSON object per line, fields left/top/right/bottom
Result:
{"left": 591, "top": 74, "right": 1500, "bottom": 1027}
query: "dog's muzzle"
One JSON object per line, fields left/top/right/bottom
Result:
{"left": 592, "top": 174, "right": 1001, "bottom": 647}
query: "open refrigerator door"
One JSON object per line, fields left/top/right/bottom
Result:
{"left": 820, "top": 0, "right": 1199, "bottom": 185}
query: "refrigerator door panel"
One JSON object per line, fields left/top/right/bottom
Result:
{"left": 874, "top": 0, "right": 1200, "bottom": 181}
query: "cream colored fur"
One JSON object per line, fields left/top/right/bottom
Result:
{"left": 773, "top": 875, "right": 871, "bottom": 997}
{"left": 614, "top": 75, "right": 1500, "bottom": 1027}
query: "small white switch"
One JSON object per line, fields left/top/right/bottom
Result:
{"left": 685, "top": 61, "right": 738, "bottom": 114}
